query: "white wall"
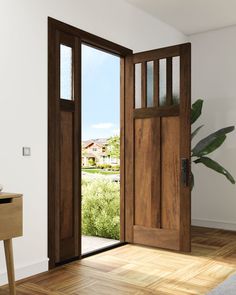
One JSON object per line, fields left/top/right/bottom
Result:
{"left": 0, "top": 0, "right": 186, "bottom": 284}
{"left": 190, "top": 26, "right": 236, "bottom": 230}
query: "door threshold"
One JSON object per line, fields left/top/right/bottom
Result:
{"left": 82, "top": 241, "right": 126, "bottom": 258}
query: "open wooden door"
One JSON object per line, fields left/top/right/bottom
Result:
{"left": 124, "top": 43, "right": 191, "bottom": 251}
{"left": 48, "top": 17, "right": 133, "bottom": 268}
{"left": 48, "top": 20, "right": 81, "bottom": 267}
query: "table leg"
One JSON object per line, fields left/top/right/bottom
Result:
{"left": 4, "top": 239, "right": 16, "bottom": 295}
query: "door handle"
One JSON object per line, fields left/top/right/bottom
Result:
{"left": 181, "top": 158, "right": 189, "bottom": 187}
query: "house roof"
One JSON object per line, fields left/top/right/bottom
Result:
{"left": 82, "top": 138, "right": 108, "bottom": 149}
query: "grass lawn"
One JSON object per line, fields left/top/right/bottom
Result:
{"left": 82, "top": 168, "right": 120, "bottom": 175}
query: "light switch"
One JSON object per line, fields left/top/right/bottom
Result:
{"left": 22, "top": 147, "right": 31, "bottom": 156}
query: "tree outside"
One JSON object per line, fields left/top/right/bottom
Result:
{"left": 107, "top": 135, "right": 120, "bottom": 159}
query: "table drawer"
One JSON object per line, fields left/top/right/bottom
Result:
{"left": 0, "top": 197, "right": 22, "bottom": 240}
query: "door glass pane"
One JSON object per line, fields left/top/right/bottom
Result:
{"left": 60, "top": 44, "right": 73, "bottom": 100}
{"left": 135, "top": 63, "right": 142, "bottom": 109}
{"left": 147, "top": 61, "right": 154, "bottom": 107}
{"left": 159, "top": 59, "right": 166, "bottom": 106}
{"left": 172, "top": 56, "right": 180, "bottom": 105}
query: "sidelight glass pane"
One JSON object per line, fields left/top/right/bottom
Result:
{"left": 135, "top": 63, "right": 142, "bottom": 108}
{"left": 172, "top": 56, "right": 180, "bottom": 105}
{"left": 60, "top": 44, "right": 73, "bottom": 100}
{"left": 147, "top": 61, "right": 154, "bottom": 107}
{"left": 159, "top": 59, "right": 166, "bottom": 106}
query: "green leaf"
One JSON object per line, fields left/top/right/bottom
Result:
{"left": 191, "top": 126, "right": 235, "bottom": 157}
{"left": 191, "top": 125, "right": 204, "bottom": 140}
{"left": 194, "top": 157, "right": 235, "bottom": 184}
{"left": 192, "top": 134, "right": 226, "bottom": 157}
{"left": 191, "top": 99, "right": 203, "bottom": 124}
{"left": 210, "top": 126, "right": 235, "bottom": 137}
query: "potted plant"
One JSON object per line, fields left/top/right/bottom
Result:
{"left": 191, "top": 99, "right": 235, "bottom": 189}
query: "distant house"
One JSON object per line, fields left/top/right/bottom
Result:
{"left": 82, "top": 138, "right": 119, "bottom": 167}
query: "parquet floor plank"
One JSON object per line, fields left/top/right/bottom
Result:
{"left": 0, "top": 227, "right": 236, "bottom": 294}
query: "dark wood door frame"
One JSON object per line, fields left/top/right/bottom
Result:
{"left": 48, "top": 17, "right": 132, "bottom": 269}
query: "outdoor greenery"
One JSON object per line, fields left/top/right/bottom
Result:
{"left": 82, "top": 179, "right": 120, "bottom": 239}
{"left": 82, "top": 168, "right": 120, "bottom": 175}
{"left": 97, "top": 164, "right": 120, "bottom": 171}
{"left": 191, "top": 99, "right": 235, "bottom": 189}
{"left": 107, "top": 135, "right": 120, "bottom": 159}
{"left": 88, "top": 158, "right": 96, "bottom": 166}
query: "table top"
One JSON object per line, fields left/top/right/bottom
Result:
{"left": 0, "top": 192, "right": 23, "bottom": 200}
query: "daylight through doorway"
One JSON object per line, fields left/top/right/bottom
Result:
{"left": 81, "top": 44, "right": 121, "bottom": 255}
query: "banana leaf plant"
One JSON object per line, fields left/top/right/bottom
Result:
{"left": 191, "top": 99, "right": 235, "bottom": 189}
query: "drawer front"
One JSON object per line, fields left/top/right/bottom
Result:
{"left": 0, "top": 197, "right": 22, "bottom": 240}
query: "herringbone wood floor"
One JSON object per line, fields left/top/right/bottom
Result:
{"left": 1, "top": 227, "right": 236, "bottom": 294}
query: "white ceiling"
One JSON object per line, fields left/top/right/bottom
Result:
{"left": 125, "top": 0, "right": 236, "bottom": 35}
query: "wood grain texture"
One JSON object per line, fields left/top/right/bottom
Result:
{"left": 124, "top": 55, "right": 134, "bottom": 243}
{"left": 72, "top": 35, "right": 81, "bottom": 261}
{"left": 166, "top": 57, "right": 173, "bottom": 105}
{"left": 120, "top": 57, "right": 125, "bottom": 242}
{"left": 48, "top": 17, "right": 132, "bottom": 57}
{"left": 133, "top": 226, "right": 179, "bottom": 250}
{"left": 60, "top": 111, "right": 74, "bottom": 241}
{"left": 141, "top": 62, "right": 147, "bottom": 108}
{"left": 48, "top": 18, "right": 132, "bottom": 267}
{"left": 126, "top": 42, "right": 191, "bottom": 252}
{"left": 0, "top": 197, "right": 22, "bottom": 240}
{"left": 179, "top": 43, "right": 191, "bottom": 251}
{"left": 133, "top": 44, "right": 180, "bottom": 63}
{"left": 153, "top": 60, "right": 159, "bottom": 107}
{"left": 134, "top": 118, "right": 161, "bottom": 228}
{"left": 4, "top": 240, "right": 16, "bottom": 295}
{"left": 133, "top": 105, "right": 179, "bottom": 119}
{"left": 161, "top": 116, "right": 180, "bottom": 231}
{"left": 48, "top": 20, "right": 59, "bottom": 268}
{"left": 58, "top": 31, "right": 80, "bottom": 263}
{"left": 1, "top": 227, "right": 236, "bottom": 295}
{"left": 0, "top": 193, "right": 22, "bottom": 200}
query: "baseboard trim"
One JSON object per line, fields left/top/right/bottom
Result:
{"left": 192, "top": 218, "right": 236, "bottom": 231}
{"left": 0, "top": 259, "right": 48, "bottom": 286}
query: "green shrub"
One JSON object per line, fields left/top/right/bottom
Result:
{"left": 82, "top": 179, "right": 120, "bottom": 240}
{"left": 97, "top": 164, "right": 105, "bottom": 169}
{"left": 111, "top": 165, "right": 120, "bottom": 171}
{"left": 97, "top": 164, "right": 112, "bottom": 169}
{"left": 88, "top": 158, "right": 96, "bottom": 166}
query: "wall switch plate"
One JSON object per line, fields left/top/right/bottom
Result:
{"left": 22, "top": 147, "right": 31, "bottom": 156}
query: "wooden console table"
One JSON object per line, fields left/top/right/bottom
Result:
{"left": 0, "top": 193, "right": 23, "bottom": 295}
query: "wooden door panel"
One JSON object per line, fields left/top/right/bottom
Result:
{"left": 161, "top": 116, "right": 180, "bottom": 230}
{"left": 134, "top": 117, "right": 161, "bottom": 228}
{"left": 48, "top": 22, "right": 81, "bottom": 266}
{"left": 60, "top": 111, "right": 74, "bottom": 240}
{"left": 133, "top": 226, "right": 179, "bottom": 250}
{"left": 125, "top": 43, "right": 191, "bottom": 252}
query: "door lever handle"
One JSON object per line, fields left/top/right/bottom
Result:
{"left": 181, "top": 158, "right": 189, "bottom": 187}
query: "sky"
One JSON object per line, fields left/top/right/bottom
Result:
{"left": 81, "top": 44, "right": 120, "bottom": 141}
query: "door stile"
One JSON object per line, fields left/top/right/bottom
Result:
{"left": 73, "top": 36, "right": 81, "bottom": 259}
{"left": 124, "top": 55, "right": 135, "bottom": 243}
{"left": 120, "top": 57, "right": 126, "bottom": 242}
{"left": 179, "top": 43, "right": 191, "bottom": 251}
